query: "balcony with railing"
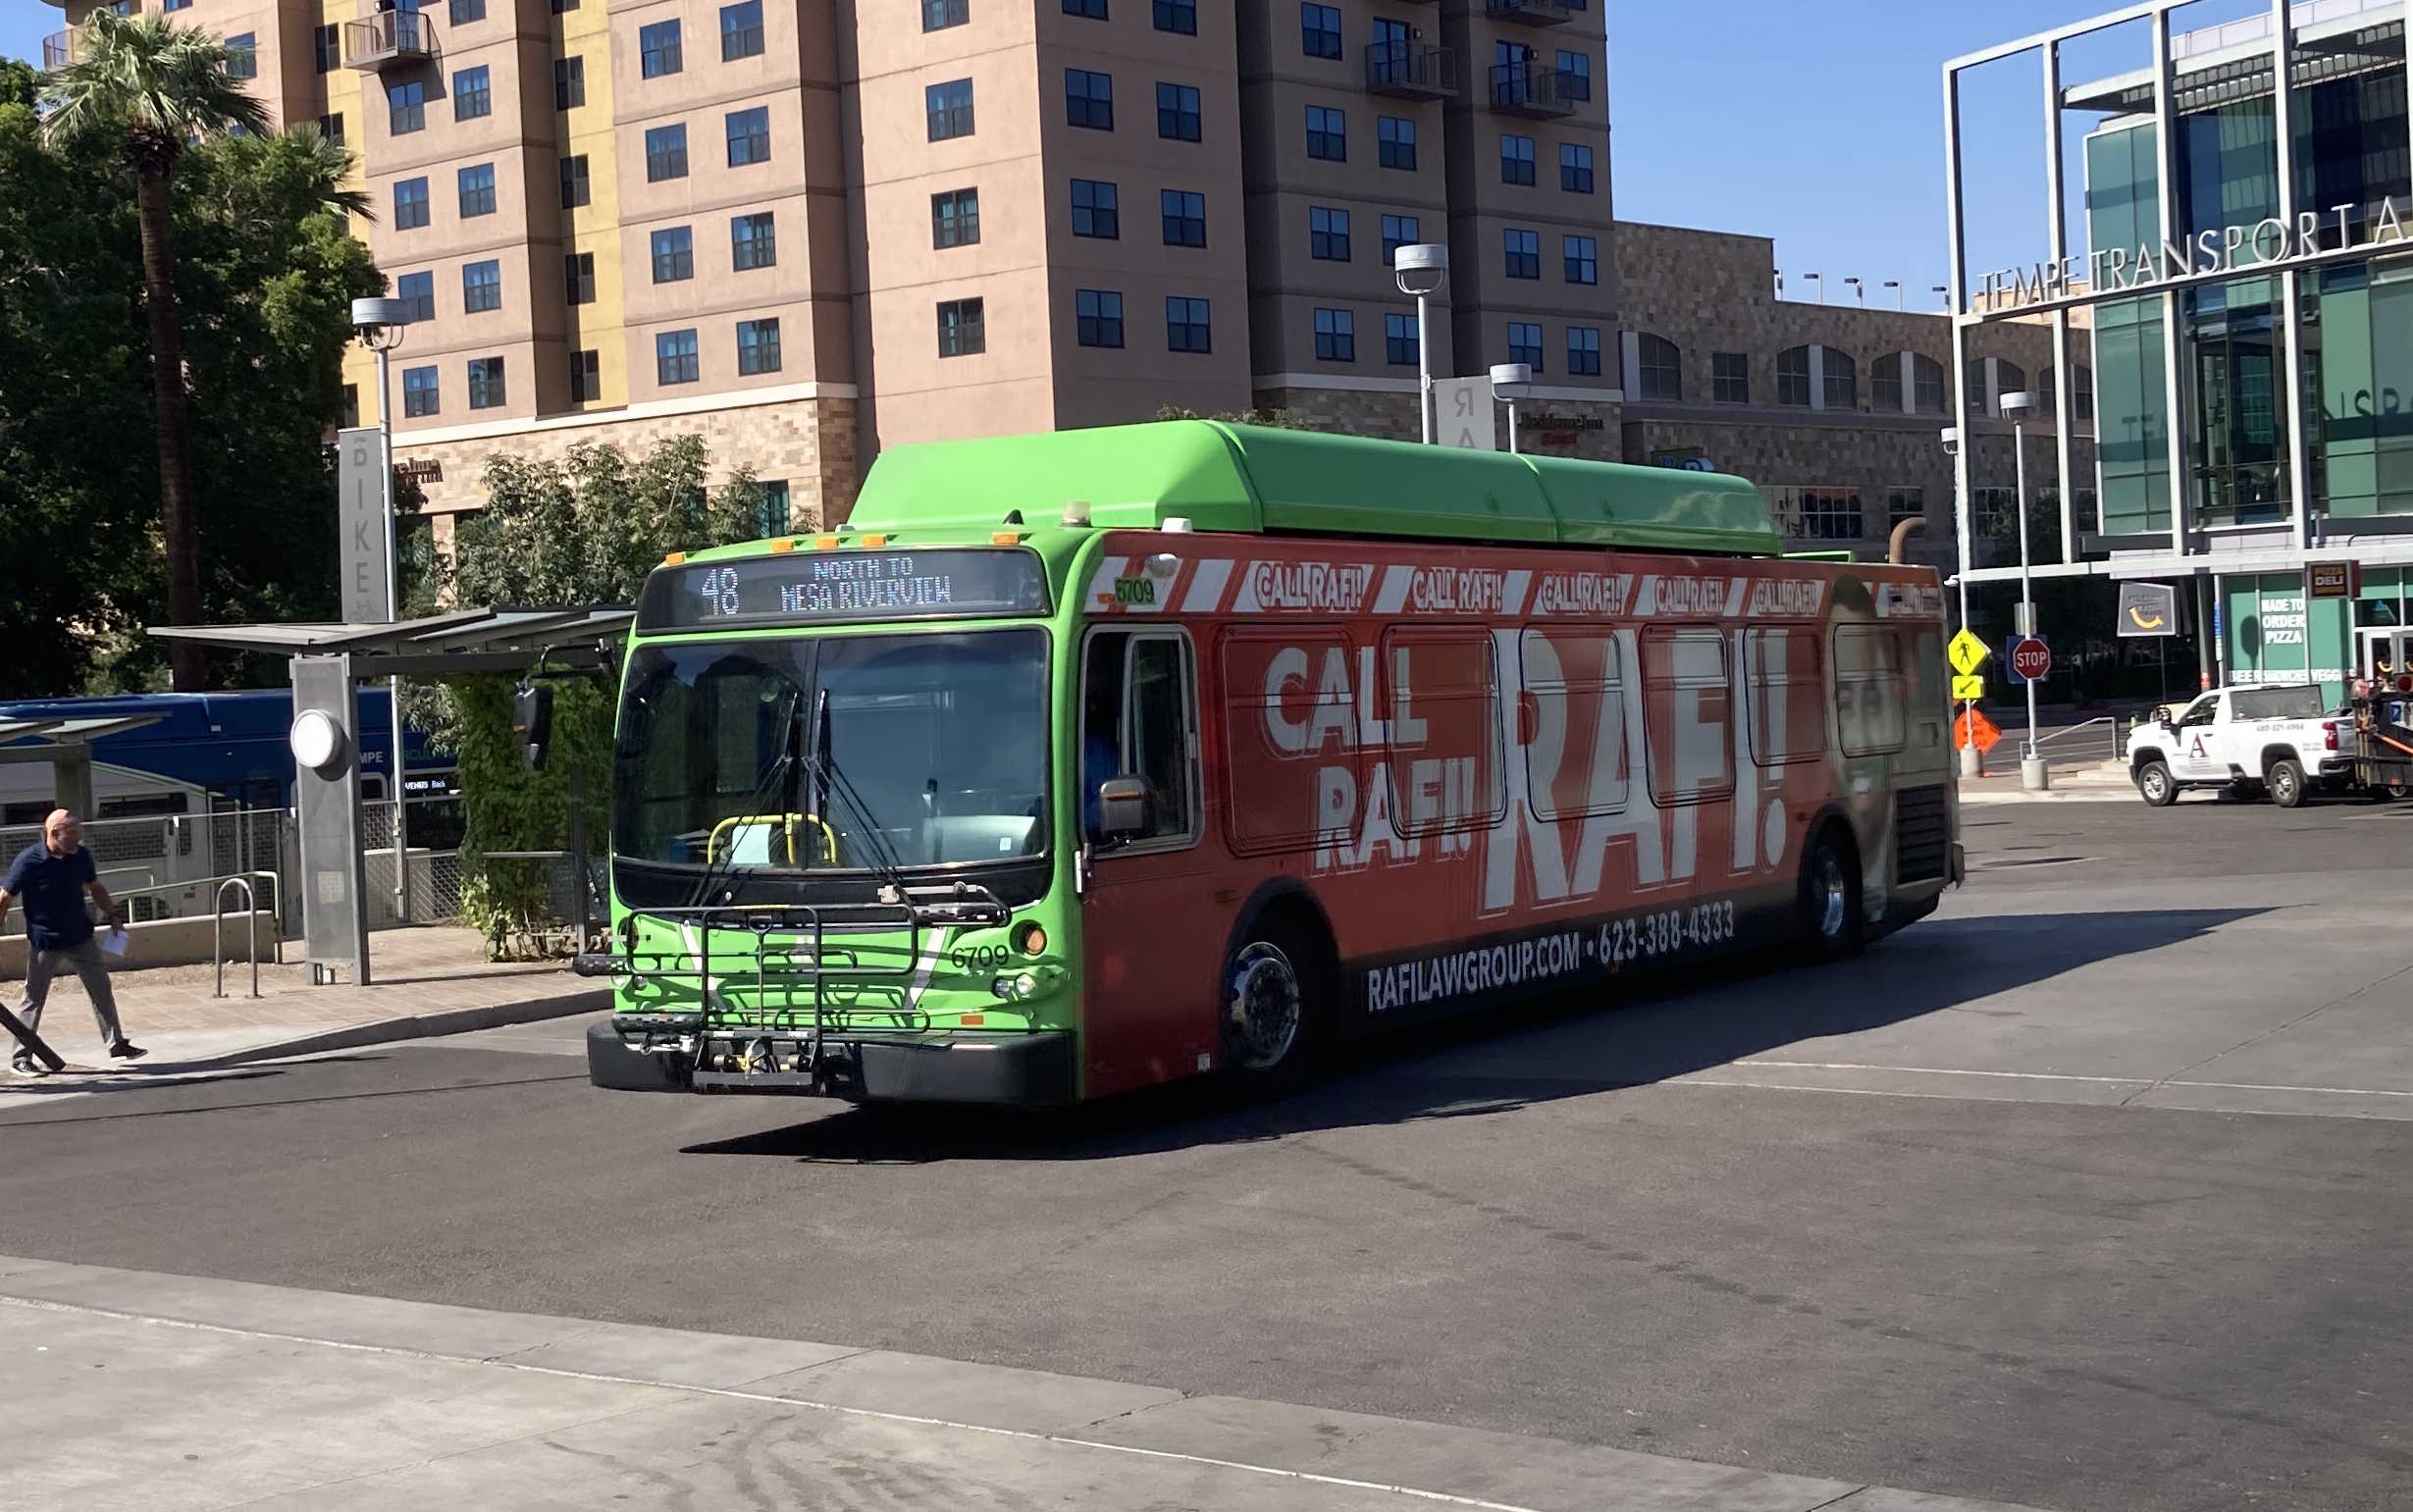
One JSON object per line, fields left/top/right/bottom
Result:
{"left": 344, "top": 8, "right": 436, "bottom": 72}
{"left": 1366, "top": 40, "right": 1454, "bottom": 99}
{"left": 42, "top": 30, "right": 74, "bottom": 71}
{"left": 1489, "top": 63, "right": 1577, "bottom": 117}
{"left": 1487, "top": 0, "right": 1576, "bottom": 26}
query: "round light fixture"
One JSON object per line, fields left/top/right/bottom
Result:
{"left": 289, "top": 709, "right": 346, "bottom": 773}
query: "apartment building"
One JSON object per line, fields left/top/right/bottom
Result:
{"left": 42, "top": 0, "right": 1621, "bottom": 536}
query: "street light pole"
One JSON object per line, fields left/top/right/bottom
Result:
{"left": 1395, "top": 244, "right": 1449, "bottom": 444}
{"left": 2003, "top": 391, "right": 2048, "bottom": 792}
{"left": 352, "top": 298, "right": 414, "bottom": 921}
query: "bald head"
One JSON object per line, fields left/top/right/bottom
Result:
{"left": 44, "top": 809, "right": 81, "bottom": 856}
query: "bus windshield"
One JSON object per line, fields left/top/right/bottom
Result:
{"left": 612, "top": 627, "right": 1050, "bottom": 873}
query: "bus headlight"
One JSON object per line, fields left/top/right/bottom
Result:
{"left": 1013, "top": 971, "right": 1039, "bottom": 1000}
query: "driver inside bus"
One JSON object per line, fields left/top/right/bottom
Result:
{"left": 1081, "top": 669, "right": 1124, "bottom": 840}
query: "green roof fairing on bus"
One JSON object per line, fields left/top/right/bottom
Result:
{"left": 842, "top": 420, "right": 1781, "bottom": 555}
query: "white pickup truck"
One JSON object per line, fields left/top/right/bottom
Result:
{"left": 2127, "top": 684, "right": 2355, "bottom": 808}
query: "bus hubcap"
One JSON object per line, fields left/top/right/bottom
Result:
{"left": 1815, "top": 850, "right": 1849, "bottom": 939}
{"left": 1229, "top": 943, "right": 1302, "bottom": 1070}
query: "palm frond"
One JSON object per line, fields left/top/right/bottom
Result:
{"left": 40, "top": 11, "right": 273, "bottom": 154}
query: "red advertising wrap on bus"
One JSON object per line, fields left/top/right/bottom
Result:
{"left": 1071, "top": 532, "right": 1953, "bottom": 1097}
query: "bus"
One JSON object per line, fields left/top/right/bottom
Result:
{"left": 573, "top": 421, "right": 1959, "bottom": 1106}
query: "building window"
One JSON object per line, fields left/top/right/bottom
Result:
{"left": 2072, "top": 364, "right": 2094, "bottom": 422}
{"left": 1503, "top": 228, "right": 1540, "bottom": 280}
{"left": 931, "top": 189, "right": 978, "bottom": 248}
{"left": 396, "top": 271, "right": 435, "bottom": 323}
{"left": 1162, "top": 189, "right": 1206, "bottom": 247}
{"left": 1386, "top": 311, "right": 1418, "bottom": 365}
{"left": 737, "top": 317, "right": 782, "bottom": 375}
{"left": 1314, "top": 306, "right": 1355, "bottom": 362}
{"left": 759, "top": 480, "right": 791, "bottom": 536}
{"left": 1914, "top": 354, "right": 1948, "bottom": 414}
{"left": 1158, "top": 81, "right": 1201, "bottom": 141}
{"left": 1770, "top": 487, "right": 1863, "bottom": 541}
{"left": 1066, "top": 69, "right": 1114, "bottom": 130}
{"left": 1989, "top": 360, "right": 2028, "bottom": 414}
{"left": 1567, "top": 325, "right": 1601, "bottom": 377}
{"left": 1776, "top": 345, "right": 1812, "bottom": 406}
{"left": 224, "top": 33, "right": 257, "bottom": 81}
{"left": 721, "top": 0, "right": 764, "bottom": 60}
{"left": 1823, "top": 347, "right": 1858, "bottom": 409}
{"left": 938, "top": 298, "right": 985, "bottom": 356}
{"left": 1064, "top": 0, "right": 1107, "bottom": 16}
{"left": 725, "top": 106, "right": 770, "bottom": 166}
{"left": 1076, "top": 288, "right": 1125, "bottom": 348}
{"left": 646, "top": 125, "right": 689, "bottom": 182}
{"left": 640, "top": 20, "right": 682, "bottom": 78}
{"left": 467, "top": 356, "right": 506, "bottom": 411}
{"left": 733, "top": 211, "right": 778, "bottom": 268}
{"left": 1166, "top": 295, "right": 1211, "bottom": 353}
{"left": 570, "top": 349, "right": 601, "bottom": 403}
{"left": 1563, "top": 235, "right": 1597, "bottom": 285}
{"left": 1972, "top": 487, "right": 2019, "bottom": 537}
{"left": 1309, "top": 205, "right": 1350, "bottom": 261}
{"left": 1500, "top": 133, "right": 1535, "bottom": 186}
{"left": 1306, "top": 104, "right": 1344, "bottom": 160}
{"left": 1636, "top": 333, "right": 1680, "bottom": 399}
{"left": 1871, "top": 354, "right": 1905, "bottom": 413}
{"left": 1887, "top": 488, "right": 1925, "bottom": 527}
{"left": 554, "top": 56, "right": 585, "bottom": 110}
{"left": 1560, "top": 142, "right": 1595, "bottom": 193}
{"left": 927, "top": 79, "right": 974, "bottom": 140}
{"left": 552, "top": 0, "right": 578, "bottom": 13}
{"left": 1507, "top": 322, "right": 1543, "bottom": 371}
{"left": 560, "top": 154, "right": 590, "bottom": 208}
{"left": 453, "top": 66, "right": 491, "bottom": 122}
{"left": 656, "top": 330, "right": 701, "bottom": 385}
{"left": 341, "top": 385, "right": 359, "bottom": 429}
{"left": 316, "top": 113, "right": 344, "bottom": 145}
{"left": 450, "top": 0, "right": 485, "bottom": 24}
{"left": 313, "top": 23, "right": 339, "bottom": 74}
{"left": 1713, "top": 351, "right": 1749, "bottom": 404}
{"left": 1154, "top": 0, "right": 1195, "bottom": 33}
{"left": 462, "top": 259, "right": 501, "bottom": 314}
{"left": 564, "top": 252, "right": 595, "bottom": 304}
{"left": 1554, "top": 49, "right": 1592, "bottom": 100}
{"left": 1378, "top": 115, "right": 1416, "bottom": 171}
{"left": 1301, "top": 3, "right": 1341, "bottom": 60}
{"left": 458, "top": 164, "right": 497, "bottom": 218}
{"left": 401, "top": 366, "right": 439, "bottom": 418}
{"left": 652, "top": 227, "right": 695, "bottom": 283}
{"left": 393, "top": 178, "right": 429, "bottom": 230}
{"left": 923, "top": 0, "right": 968, "bottom": 27}
{"left": 1071, "top": 178, "right": 1119, "bottom": 238}
{"left": 1381, "top": 213, "right": 1419, "bottom": 265}
{"left": 388, "top": 80, "right": 426, "bottom": 136}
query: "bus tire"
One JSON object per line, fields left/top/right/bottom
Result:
{"left": 1220, "top": 915, "right": 1325, "bottom": 1099}
{"left": 2268, "top": 757, "right": 2308, "bottom": 808}
{"left": 1799, "top": 824, "right": 1862, "bottom": 962}
{"left": 2135, "top": 759, "right": 2177, "bottom": 807}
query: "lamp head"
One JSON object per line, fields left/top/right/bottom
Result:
{"left": 1489, "top": 362, "right": 1533, "bottom": 401}
{"left": 351, "top": 295, "right": 414, "bottom": 349}
{"left": 1999, "top": 390, "right": 2039, "bottom": 418}
{"left": 1393, "top": 242, "right": 1449, "bottom": 297}
{"left": 1939, "top": 426, "right": 1961, "bottom": 456}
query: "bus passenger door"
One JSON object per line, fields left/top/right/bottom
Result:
{"left": 1079, "top": 628, "right": 1219, "bottom": 1096}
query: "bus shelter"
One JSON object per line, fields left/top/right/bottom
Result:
{"left": 151, "top": 608, "right": 631, "bottom": 986}
{"left": 0, "top": 713, "right": 169, "bottom": 820}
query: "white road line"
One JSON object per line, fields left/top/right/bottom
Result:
{"left": 1729, "top": 1059, "right": 2413, "bottom": 1098}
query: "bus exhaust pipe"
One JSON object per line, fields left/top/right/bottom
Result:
{"left": 1888, "top": 515, "right": 1926, "bottom": 564}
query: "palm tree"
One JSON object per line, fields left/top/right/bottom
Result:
{"left": 42, "top": 13, "right": 270, "bottom": 692}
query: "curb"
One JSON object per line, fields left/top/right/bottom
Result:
{"left": 167, "top": 986, "right": 609, "bottom": 1070}
{"left": 1960, "top": 787, "right": 2136, "bottom": 806}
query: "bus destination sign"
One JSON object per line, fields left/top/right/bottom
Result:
{"left": 638, "top": 547, "right": 1050, "bottom": 630}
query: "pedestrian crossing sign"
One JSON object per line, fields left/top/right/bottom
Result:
{"left": 1948, "top": 629, "right": 1990, "bottom": 676}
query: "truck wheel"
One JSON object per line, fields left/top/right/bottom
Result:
{"left": 1220, "top": 918, "right": 1324, "bottom": 1100}
{"left": 1798, "top": 825, "right": 1862, "bottom": 961}
{"left": 2135, "top": 760, "right": 2177, "bottom": 808}
{"left": 2268, "top": 758, "right": 2308, "bottom": 808}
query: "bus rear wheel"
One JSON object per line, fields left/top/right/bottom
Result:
{"left": 1221, "top": 921, "right": 1323, "bottom": 1098}
{"left": 1799, "top": 826, "right": 1863, "bottom": 962}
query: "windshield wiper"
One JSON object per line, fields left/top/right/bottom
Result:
{"left": 799, "top": 688, "right": 913, "bottom": 898}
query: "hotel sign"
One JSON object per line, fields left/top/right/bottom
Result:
{"left": 1976, "top": 195, "right": 2411, "bottom": 313}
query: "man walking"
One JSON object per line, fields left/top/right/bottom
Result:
{"left": 2, "top": 809, "right": 146, "bottom": 1074}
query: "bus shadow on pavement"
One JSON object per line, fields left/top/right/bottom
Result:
{"left": 682, "top": 907, "right": 2266, "bottom": 1165}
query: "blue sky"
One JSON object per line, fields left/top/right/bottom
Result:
{"left": 4, "top": 0, "right": 2281, "bottom": 306}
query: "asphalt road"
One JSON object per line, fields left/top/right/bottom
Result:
{"left": 7, "top": 796, "right": 2413, "bottom": 1512}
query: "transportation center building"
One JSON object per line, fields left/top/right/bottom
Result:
{"left": 1949, "top": 0, "right": 2413, "bottom": 703}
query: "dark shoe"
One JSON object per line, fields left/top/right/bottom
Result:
{"left": 108, "top": 1041, "right": 148, "bottom": 1062}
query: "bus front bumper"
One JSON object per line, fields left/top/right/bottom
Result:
{"left": 586, "top": 1019, "right": 1078, "bottom": 1106}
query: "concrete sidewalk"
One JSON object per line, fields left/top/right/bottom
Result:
{"left": 1957, "top": 757, "right": 2139, "bottom": 806}
{"left": 0, "top": 926, "right": 603, "bottom": 1079}
{"left": 0, "top": 1255, "right": 2055, "bottom": 1512}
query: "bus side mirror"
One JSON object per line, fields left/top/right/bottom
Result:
{"left": 1096, "top": 776, "right": 1150, "bottom": 838}
{"left": 514, "top": 682, "right": 554, "bottom": 772}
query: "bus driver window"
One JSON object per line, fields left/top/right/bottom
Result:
{"left": 1082, "top": 630, "right": 1196, "bottom": 846}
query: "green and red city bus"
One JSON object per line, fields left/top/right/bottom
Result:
{"left": 577, "top": 421, "right": 1960, "bottom": 1105}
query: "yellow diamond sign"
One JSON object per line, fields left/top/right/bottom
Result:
{"left": 1952, "top": 673, "right": 1985, "bottom": 703}
{"left": 1948, "top": 629, "right": 1991, "bottom": 676}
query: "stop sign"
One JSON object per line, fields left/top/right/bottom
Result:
{"left": 2012, "top": 637, "right": 2052, "bottom": 681}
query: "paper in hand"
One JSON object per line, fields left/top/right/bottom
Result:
{"left": 100, "top": 927, "right": 130, "bottom": 959}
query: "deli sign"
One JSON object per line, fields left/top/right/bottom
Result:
{"left": 2308, "top": 560, "right": 2360, "bottom": 600}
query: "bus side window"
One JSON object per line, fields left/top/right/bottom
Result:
{"left": 1080, "top": 633, "right": 1130, "bottom": 841}
{"left": 1083, "top": 630, "right": 1198, "bottom": 847}
{"left": 1833, "top": 624, "right": 1907, "bottom": 756}
{"left": 1641, "top": 627, "right": 1735, "bottom": 806}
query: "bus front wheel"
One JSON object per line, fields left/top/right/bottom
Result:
{"left": 1221, "top": 919, "right": 1324, "bottom": 1098}
{"left": 1799, "top": 825, "right": 1863, "bottom": 962}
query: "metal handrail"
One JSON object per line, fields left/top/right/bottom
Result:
{"left": 2035, "top": 715, "right": 2123, "bottom": 758}
{"left": 213, "top": 876, "right": 261, "bottom": 1000}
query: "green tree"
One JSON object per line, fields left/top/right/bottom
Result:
{"left": 42, "top": 12, "right": 273, "bottom": 692}
{"left": 1154, "top": 404, "right": 1316, "bottom": 430}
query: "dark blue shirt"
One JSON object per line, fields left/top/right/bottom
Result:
{"left": 3, "top": 842, "right": 97, "bottom": 950}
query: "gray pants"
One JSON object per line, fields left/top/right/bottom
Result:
{"left": 15, "top": 937, "right": 125, "bottom": 1060}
